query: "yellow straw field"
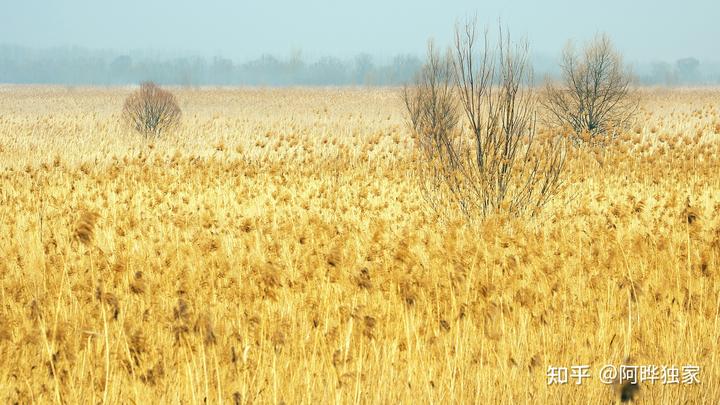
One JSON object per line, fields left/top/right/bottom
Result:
{"left": 0, "top": 86, "right": 719, "bottom": 403}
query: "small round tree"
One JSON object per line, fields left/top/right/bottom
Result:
{"left": 542, "top": 34, "right": 638, "bottom": 143}
{"left": 122, "top": 82, "right": 181, "bottom": 136}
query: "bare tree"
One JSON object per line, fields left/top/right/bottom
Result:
{"left": 404, "top": 20, "right": 567, "bottom": 219}
{"left": 404, "top": 42, "right": 459, "bottom": 166}
{"left": 542, "top": 34, "right": 638, "bottom": 142}
{"left": 122, "top": 82, "right": 181, "bottom": 136}
{"left": 403, "top": 41, "right": 466, "bottom": 215}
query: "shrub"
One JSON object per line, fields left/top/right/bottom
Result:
{"left": 404, "top": 21, "right": 567, "bottom": 219}
{"left": 122, "top": 82, "right": 181, "bottom": 136}
{"left": 542, "top": 34, "right": 638, "bottom": 143}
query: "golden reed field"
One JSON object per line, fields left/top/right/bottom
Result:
{"left": 0, "top": 86, "right": 719, "bottom": 404}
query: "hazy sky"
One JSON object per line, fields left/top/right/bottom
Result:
{"left": 2, "top": 0, "right": 718, "bottom": 62}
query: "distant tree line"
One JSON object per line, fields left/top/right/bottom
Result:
{"left": 638, "top": 57, "right": 720, "bottom": 86}
{"left": 0, "top": 45, "right": 423, "bottom": 86}
{"left": 0, "top": 44, "right": 718, "bottom": 86}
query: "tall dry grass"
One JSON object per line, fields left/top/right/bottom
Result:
{"left": 0, "top": 86, "right": 719, "bottom": 403}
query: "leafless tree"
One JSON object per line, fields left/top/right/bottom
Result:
{"left": 404, "top": 42, "right": 460, "bottom": 168}
{"left": 122, "top": 82, "right": 181, "bottom": 136}
{"left": 403, "top": 42, "right": 466, "bottom": 214}
{"left": 541, "top": 34, "right": 638, "bottom": 143}
{"left": 404, "top": 20, "right": 567, "bottom": 219}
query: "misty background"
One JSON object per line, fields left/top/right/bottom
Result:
{"left": 1, "top": 0, "right": 719, "bottom": 86}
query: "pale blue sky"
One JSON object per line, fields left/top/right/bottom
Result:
{"left": 2, "top": 0, "right": 718, "bottom": 62}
